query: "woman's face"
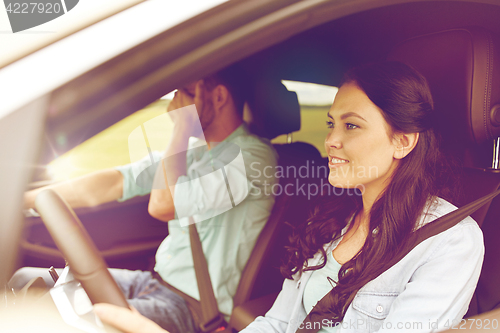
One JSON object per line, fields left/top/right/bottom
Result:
{"left": 325, "top": 82, "right": 400, "bottom": 196}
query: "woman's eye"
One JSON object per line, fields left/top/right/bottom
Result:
{"left": 326, "top": 121, "right": 334, "bottom": 129}
{"left": 346, "top": 123, "right": 359, "bottom": 130}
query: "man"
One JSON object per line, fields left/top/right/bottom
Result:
{"left": 12, "top": 68, "right": 277, "bottom": 333}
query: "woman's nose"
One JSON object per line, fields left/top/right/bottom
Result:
{"left": 325, "top": 129, "right": 342, "bottom": 150}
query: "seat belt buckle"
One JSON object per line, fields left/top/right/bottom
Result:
{"left": 199, "top": 313, "right": 226, "bottom": 333}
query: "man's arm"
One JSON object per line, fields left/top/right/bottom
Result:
{"left": 147, "top": 125, "right": 189, "bottom": 222}
{"left": 148, "top": 86, "right": 202, "bottom": 222}
{"left": 24, "top": 169, "right": 123, "bottom": 209}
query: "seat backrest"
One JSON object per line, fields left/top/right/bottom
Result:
{"left": 230, "top": 80, "right": 324, "bottom": 311}
{"left": 387, "top": 27, "right": 500, "bottom": 316}
{"left": 461, "top": 167, "right": 500, "bottom": 316}
{"left": 227, "top": 140, "right": 325, "bottom": 331}
{"left": 387, "top": 27, "right": 500, "bottom": 168}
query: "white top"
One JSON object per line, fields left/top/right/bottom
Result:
{"left": 302, "top": 250, "right": 342, "bottom": 332}
{"left": 242, "top": 197, "right": 485, "bottom": 333}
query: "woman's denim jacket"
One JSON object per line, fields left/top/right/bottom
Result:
{"left": 241, "top": 198, "right": 484, "bottom": 333}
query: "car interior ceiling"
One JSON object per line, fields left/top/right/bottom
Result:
{"left": 21, "top": 0, "right": 500, "bottom": 326}
{"left": 40, "top": 1, "right": 500, "bottom": 164}
{"left": 36, "top": 1, "right": 500, "bottom": 165}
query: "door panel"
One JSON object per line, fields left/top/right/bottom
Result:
{"left": 21, "top": 195, "right": 169, "bottom": 271}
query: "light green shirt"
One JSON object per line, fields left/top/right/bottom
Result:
{"left": 116, "top": 124, "right": 278, "bottom": 316}
{"left": 302, "top": 250, "right": 341, "bottom": 333}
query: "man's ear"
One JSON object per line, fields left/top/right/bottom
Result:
{"left": 393, "top": 132, "right": 419, "bottom": 159}
{"left": 212, "top": 84, "right": 230, "bottom": 111}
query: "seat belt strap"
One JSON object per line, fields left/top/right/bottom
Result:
{"left": 296, "top": 188, "right": 500, "bottom": 333}
{"left": 160, "top": 159, "right": 224, "bottom": 332}
{"left": 188, "top": 217, "right": 225, "bottom": 332}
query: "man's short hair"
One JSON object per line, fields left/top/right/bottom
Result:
{"left": 203, "top": 65, "right": 248, "bottom": 116}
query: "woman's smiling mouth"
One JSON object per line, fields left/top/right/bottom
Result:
{"left": 329, "top": 156, "right": 349, "bottom": 168}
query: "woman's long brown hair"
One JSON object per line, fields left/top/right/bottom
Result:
{"left": 281, "top": 61, "right": 459, "bottom": 323}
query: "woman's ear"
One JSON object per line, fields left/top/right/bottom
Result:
{"left": 393, "top": 132, "right": 419, "bottom": 159}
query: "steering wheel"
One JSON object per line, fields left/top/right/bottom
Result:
{"left": 34, "top": 189, "right": 129, "bottom": 308}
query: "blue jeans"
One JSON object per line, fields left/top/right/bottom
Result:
{"left": 9, "top": 267, "right": 198, "bottom": 333}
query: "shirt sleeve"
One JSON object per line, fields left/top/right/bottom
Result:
{"left": 115, "top": 151, "right": 163, "bottom": 202}
{"left": 375, "top": 220, "right": 484, "bottom": 333}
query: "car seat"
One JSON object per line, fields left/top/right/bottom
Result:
{"left": 387, "top": 26, "right": 500, "bottom": 317}
{"left": 218, "top": 79, "right": 326, "bottom": 331}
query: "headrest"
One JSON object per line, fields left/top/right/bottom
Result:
{"left": 387, "top": 27, "right": 500, "bottom": 167}
{"left": 246, "top": 80, "right": 301, "bottom": 140}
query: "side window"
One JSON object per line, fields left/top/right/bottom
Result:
{"left": 47, "top": 81, "right": 337, "bottom": 180}
{"left": 47, "top": 95, "right": 174, "bottom": 181}
{"left": 272, "top": 80, "right": 338, "bottom": 157}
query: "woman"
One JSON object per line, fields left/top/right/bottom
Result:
{"left": 94, "top": 61, "right": 484, "bottom": 333}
